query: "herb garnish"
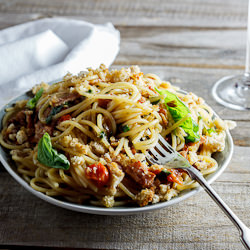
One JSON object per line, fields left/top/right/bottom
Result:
{"left": 149, "top": 96, "right": 161, "bottom": 105}
{"left": 161, "top": 169, "right": 171, "bottom": 175}
{"left": 158, "top": 169, "right": 171, "bottom": 180}
{"left": 46, "top": 105, "right": 63, "bottom": 124}
{"left": 37, "top": 133, "right": 70, "bottom": 170}
{"left": 203, "top": 127, "right": 216, "bottom": 135}
{"left": 121, "top": 125, "right": 130, "bottom": 132}
{"left": 207, "top": 128, "right": 215, "bottom": 134}
{"left": 99, "top": 131, "right": 106, "bottom": 139}
{"left": 26, "top": 88, "right": 43, "bottom": 109}
{"left": 156, "top": 89, "right": 200, "bottom": 143}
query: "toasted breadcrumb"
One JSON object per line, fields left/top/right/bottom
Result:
{"left": 203, "top": 131, "right": 226, "bottom": 153}
{"left": 16, "top": 129, "right": 28, "bottom": 144}
{"left": 70, "top": 156, "right": 85, "bottom": 167}
{"left": 104, "top": 152, "right": 112, "bottom": 163}
{"left": 194, "top": 158, "right": 215, "bottom": 171}
{"left": 159, "top": 184, "right": 170, "bottom": 195}
{"left": 152, "top": 194, "right": 160, "bottom": 204}
{"left": 60, "top": 135, "right": 89, "bottom": 154}
{"left": 90, "top": 141, "right": 106, "bottom": 155}
{"left": 32, "top": 82, "right": 49, "bottom": 94}
{"left": 102, "top": 196, "right": 115, "bottom": 208}
{"left": 133, "top": 153, "right": 146, "bottom": 162}
{"left": 187, "top": 151, "right": 199, "bottom": 165}
{"left": 148, "top": 164, "right": 163, "bottom": 174}
{"left": 163, "top": 188, "right": 179, "bottom": 201}
{"left": 136, "top": 188, "right": 155, "bottom": 207}
{"left": 6, "top": 123, "right": 15, "bottom": 134}
{"left": 106, "top": 162, "right": 125, "bottom": 195}
{"left": 225, "top": 120, "right": 237, "bottom": 130}
{"left": 8, "top": 133, "right": 16, "bottom": 141}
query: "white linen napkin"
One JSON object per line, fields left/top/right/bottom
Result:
{"left": 0, "top": 17, "right": 120, "bottom": 106}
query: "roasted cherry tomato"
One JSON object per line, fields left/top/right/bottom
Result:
{"left": 148, "top": 85, "right": 157, "bottom": 93}
{"left": 85, "top": 163, "right": 109, "bottom": 187}
{"left": 131, "top": 148, "right": 136, "bottom": 155}
{"left": 58, "top": 114, "right": 71, "bottom": 123}
{"left": 167, "top": 169, "right": 183, "bottom": 185}
{"left": 138, "top": 96, "right": 146, "bottom": 103}
{"left": 149, "top": 166, "right": 164, "bottom": 175}
{"left": 159, "top": 107, "right": 167, "bottom": 115}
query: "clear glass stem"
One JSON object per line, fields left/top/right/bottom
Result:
{"left": 211, "top": 1, "right": 250, "bottom": 110}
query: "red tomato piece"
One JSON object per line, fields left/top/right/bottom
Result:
{"left": 138, "top": 96, "right": 146, "bottom": 103}
{"left": 149, "top": 166, "right": 164, "bottom": 175}
{"left": 159, "top": 107, "right": 167, "bottom": 115}
{"left": 167, "top": 169, "right": 183, "bottom": 185}
{"left": 85, "top": 163, "right": 109, "bottom": 187}
{"left": 131, "top": 148, "right": 136, "bottom": 155}
{"left": 59, "top": 114, "right": 71, "bottom": 123}
{"left": 148, "top": 85, "right": 157, "bottom": 93}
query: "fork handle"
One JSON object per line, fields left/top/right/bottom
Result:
{"left": 187, "top": 168, "right": 250, "bottom": 250}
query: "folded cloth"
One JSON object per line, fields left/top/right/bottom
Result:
{"left": 0, "top": 17, "right": 120, "bottom": 106}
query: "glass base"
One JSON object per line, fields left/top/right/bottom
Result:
{"left": 212, "top": 74, "right": 250, "bottom": 110}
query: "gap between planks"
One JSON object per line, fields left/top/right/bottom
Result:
{"left": 114, "top": 61, "right": 245, "bottom": 70}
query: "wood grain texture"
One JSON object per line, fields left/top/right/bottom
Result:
{"left": 116, "top": 27, "right": 247, "bottom": 69}
{"left": 0, "top": 0, "right": 250, "bottom": 249}
{"left": 0, "top": 0, "right": 248, "bottom": 28}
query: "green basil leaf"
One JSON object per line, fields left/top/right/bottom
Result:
{"left": 121, "top": 125, "right": 130, "bottom": 132}
{"left": 37, "top": 132, "right": 54, "bottom": 166}
{"left": 202, "top": 127, "right": 208, "bottom": 135}
{"left": 158, "top": 169, "right": 171, "bottom": 180}
{"left": 149, "top": 96, "right": 161, "bottom": 105}
{"left": 51, "top": 150, "right": 70, "bottom": 169}
{"left": 46, "top": 105, "right": 63, "bottom": 124}
{"left": 161, "top": 169, "right": 171, "bottom": 175}
{"left": 185, "top": 120, "right": 199, "bottom": 143}
{"left": 37, "top": 133, "right": 70, "bottom": 170}
{"left": 203, "top": 127, "right": 216, "bottom": 136}
{"left": 156, "top": 89, "right": 200, "bottom": 143}
{"left": 99, "top": 131, "right": 106, "bottom": 139}
{"left": 207, "top": 128, "right": 216, "bottom": 135}
{"left": 26, "top": 88, "right": 44, "bottom": 109}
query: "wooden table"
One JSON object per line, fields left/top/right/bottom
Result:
{"left": 0, "top": 1, "right": 250, "bottom": 249}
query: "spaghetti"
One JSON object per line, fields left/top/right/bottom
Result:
{"left": 0, "top": 65, "right": 235, "bottom": 207}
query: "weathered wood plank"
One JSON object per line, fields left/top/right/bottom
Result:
{"left": 230, "top": 121, "right": 250, "bottom": 147}
{"left": 0, "top": 147, "right": 248, "bottom": 250}
{"left": 116, "top": 27, "right": 247, "bottom": 69}
{"left": 0, "top": 16, "right": 247, "bottom": 69}
{"left": 0, "top": 13, "right": 42, "bottom": 30}
{"left": 1, "top": 15, "right": 248, "bottom": 73}
{"left": 0, "top": 7, "right": 248, "bottom": 70}
{"left": 0, "top": 0, "right": 248, "bottom": 28}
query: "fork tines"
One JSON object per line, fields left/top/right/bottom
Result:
{"left": 146, "top": 134, "right": 177, "bottom": 165}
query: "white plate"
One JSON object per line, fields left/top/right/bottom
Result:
{"left": 0, "top": 88, "right": 234, "bottom": 215}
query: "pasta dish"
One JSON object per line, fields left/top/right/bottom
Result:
{"left": 0, "top": 65, "right": 235, "bottom": 207}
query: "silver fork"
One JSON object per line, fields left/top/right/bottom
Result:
{"left": 146, "top": 134, "right": 250, "bottom": 250}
